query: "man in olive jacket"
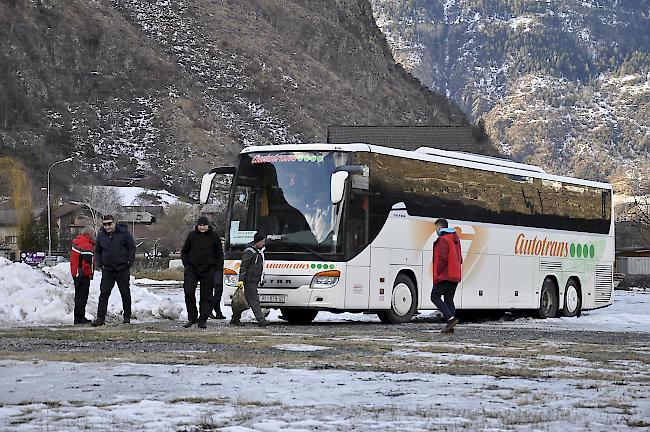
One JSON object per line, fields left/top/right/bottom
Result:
{"left": 92, "top": 215, "right": 136, "bottom": 327}
{"left": 231, "top": 231, "right": 268, "bottom": 327}
{"left": 181, "top": 215, "right": 224, "bottom": 329}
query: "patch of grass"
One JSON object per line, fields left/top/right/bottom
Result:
{"left": 235, "top": 398, "right": 282, "bottom": 407}
{"left": 132, "top": 268, "right": 183, "bottom": 281}
{"left": 625, "top": 417, "right": 650, "bottom": 428}
{"left": 169, "top": 396, "right": 225, "bottom": 404}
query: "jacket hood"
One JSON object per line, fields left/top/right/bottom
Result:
{"left": 73, "top": 233, "right": 95, "bottom": 247}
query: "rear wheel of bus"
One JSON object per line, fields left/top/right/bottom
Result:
{"left": 561, "top": 277, "right": 582, "bottom": 317}
{"left": 377, "top": 274, "right": 417, "bottom": 324}
{"left": 279, "top": 308, "right": 319, "bottom": 324}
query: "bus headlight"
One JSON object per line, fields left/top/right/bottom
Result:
{"left": 224, "top": 268, "right": 239, "bottom": 286}
{"left": 310, "top": 270, "right": 340, "bottom": 289}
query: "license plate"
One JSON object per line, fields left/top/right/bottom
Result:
{"left": 259, "top": 294, "right": 286, "bottom": 304}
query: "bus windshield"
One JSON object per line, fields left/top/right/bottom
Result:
{"left": 227, "top": 151, "right": 350, "bottom": 256}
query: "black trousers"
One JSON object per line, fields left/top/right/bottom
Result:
{"left": 431, "top": 280, "right": 458, "bottom": 320}
{"left": 97, "top": 268, "right": 132, "bottom": 320}
{"left": 213, "top": 271, "right": 223, "bottom": 314}
{"left": 184, "top": 267, "right": 215, "bottom": 323}
{"left": 73, "top": 276, "right": 90, "bottom": 322}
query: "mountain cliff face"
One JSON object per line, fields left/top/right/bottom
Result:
{"left": 371, "top": 0, "right": 649, "bottom": 194}
{"left": 0, "top": 0, "right": 485, "bottom": 198}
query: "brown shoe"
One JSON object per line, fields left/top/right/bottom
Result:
{"left": 91, "top": 319, "right": 105, "bottom": 327}
{"left": 183, "top": 321, "right": 196, "bottom": 328}
{"left": 442, "top": 317, "right": 459, "bottom": 333}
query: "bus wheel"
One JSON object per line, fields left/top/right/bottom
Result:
{"left": 279, "top": 308, "right": 318, "bottom": 324}
{"left": 377, "top": 274, "right": 417, "bottom": 324}
{"left": 561, "top": 278, "right": 582, "bottom": 317}
{"left": 537, "top": 278, "right": 559, "bottom": 319}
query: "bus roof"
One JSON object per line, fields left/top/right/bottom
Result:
{"left": 240, "top": 143, "right": 612, "bottom": 190}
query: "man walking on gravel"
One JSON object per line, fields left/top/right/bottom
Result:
{"left": 92, "top": 215, "right": 136, "bottom": 327}
{"left": 431, "top": 218, "right": 462, "bottom": 334}
{"left": 231, "top": 231, "right": 268, "bottom": 327}
{"left": 181, "top": 215, "right": 224, "bottom": 329}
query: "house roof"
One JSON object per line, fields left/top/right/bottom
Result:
{"left": 327, "top": 125, "right": 495, "bottom": 155}
{"left": 117, "top": 211, "right": 156, "bottom": 224}
{"left": 51, "top": 203, "right": 85, "bottom": 219}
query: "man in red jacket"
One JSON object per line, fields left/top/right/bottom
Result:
{"left": 70, "top": 226, "right": 96, "bottom": 325}
{"left": 431, "top": 218, "right": 462, "bottom": 333}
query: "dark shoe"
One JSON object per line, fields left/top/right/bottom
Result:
{"left": 197, "top": 321, "right": 207, "bottom": 329}
{"left": 91, "top": 319, "right": 105, "bottom": 327}
{"left": 230, "top": 319, "right": 243, "bottom": 326}
{"left": 74, "top": 317, "right": 92, "bottom": 325}
{"left": 442, "top": 317, "right": 459, "bottom": 333}
{"left": 214, "top": 312, "right": 226, "bottom": 320}
{"left": 257, "top": 318, "right": 269, "bottom": 327}
{"left": 208, "top": 313, "right": 217, "bottom": 319}
{"left": 441, "top": 327, "right": 455, "bottom": 334}
{"left": 183, "top": 321, "right": 196, "bottom": 328}
{"left": 123, "top": 317, "right": 131, "bottom": 324}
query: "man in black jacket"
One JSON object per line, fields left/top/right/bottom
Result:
{"left": 181, "top": 215, "right": 224, "bottom": 329}
{"left": 231, "top": 231, "right": 268, "bottom": 327}
{"left": 92, "top": 215, "right": 136, "bottom": 327}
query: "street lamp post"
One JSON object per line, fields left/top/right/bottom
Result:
{"left": 47, "top": 157, "right": 73, "bottom": 257}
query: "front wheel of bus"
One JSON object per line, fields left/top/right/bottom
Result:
{"left": 377, "top": 274, "right": 417, "bottom": 324}
{"left": 537, "top": 278, "right": 559, "bottom": 319}
{"left": 561, "top": 278, "right": 582, "bottom": 317}
{"left": 279, "top": 308, "right": 318, "bottom": 324}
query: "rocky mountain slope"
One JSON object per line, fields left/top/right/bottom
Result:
{"left": 0, "top": 0, "right": 487, "bottom": 198}
{"left": 371, "top": 0, "right": 649, "bottom": 194}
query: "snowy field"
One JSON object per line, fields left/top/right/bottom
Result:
{"left": 0, "top": 258, "right": 649, "bottom": 430}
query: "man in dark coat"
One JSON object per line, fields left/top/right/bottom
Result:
{"left": 92, "top": 215, "right": 136, "bottom": 327}
{"left": 70, "top": 226, "right": 96, "bottom": 325}
{"left": 231, "top": 231, "right": 268, "bottom": 327}
{"left": 181, "top": 215, "right": 224, "bottom": 329}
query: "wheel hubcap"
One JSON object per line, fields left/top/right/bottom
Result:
{"left": 565, "top": 285, "right": 578, "bottom": 313}
{"left": 392, "top": 283, "right": 412, "bottom": 316}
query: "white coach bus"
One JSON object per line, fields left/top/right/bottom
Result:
{"left": 200, "top": 143, "right": 614, "bottom": 324}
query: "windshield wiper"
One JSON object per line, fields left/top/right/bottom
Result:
{"left": 268, "top": 239, "right": 329, "bottom": 260}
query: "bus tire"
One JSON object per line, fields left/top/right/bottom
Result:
{"left": 377, "top": 274, "right": 417, "bottom": 324}
{"left": 561, "top": 278, "right": 582, "bottom": 317}
{"left": 279, "top": 308, "right": 318, "bottom": 324}
{"left": 537, "top": 278, "right": 559, "bottom": 319}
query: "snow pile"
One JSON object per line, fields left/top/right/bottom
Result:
{"left": 0, "top": 257, "right": 180, "bottom": 324}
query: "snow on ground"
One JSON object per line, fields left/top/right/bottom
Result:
{"left": 1, "top": 257, "right": 650, "bottom": 430}
{"left": 0, "top": 258, "right": 182, "bottom": 325}
{"left": 0, "top": 359, "right": 648, "bottom": 431}
{"left": 2, "top": 256, "right": 650, "bottom": 333}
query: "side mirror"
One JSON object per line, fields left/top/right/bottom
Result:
{"left": 199, "top": 166, "right": 236, "bottom": 204}
{"left": 330, "top": 171, "right": 349, "bottom": 205}
{"left": 199, "top": 172, "right": 217, "bottom": 204}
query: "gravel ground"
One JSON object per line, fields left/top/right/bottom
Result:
{"left": 0, "top": 319, "right": 648, "bottom": 381}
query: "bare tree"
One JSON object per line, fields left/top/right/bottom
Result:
{"left": 76, "top": 186, "right": 123, "bottom": 229}
{"left": 149, "top": 203, "right": 193, "bottom": 255}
